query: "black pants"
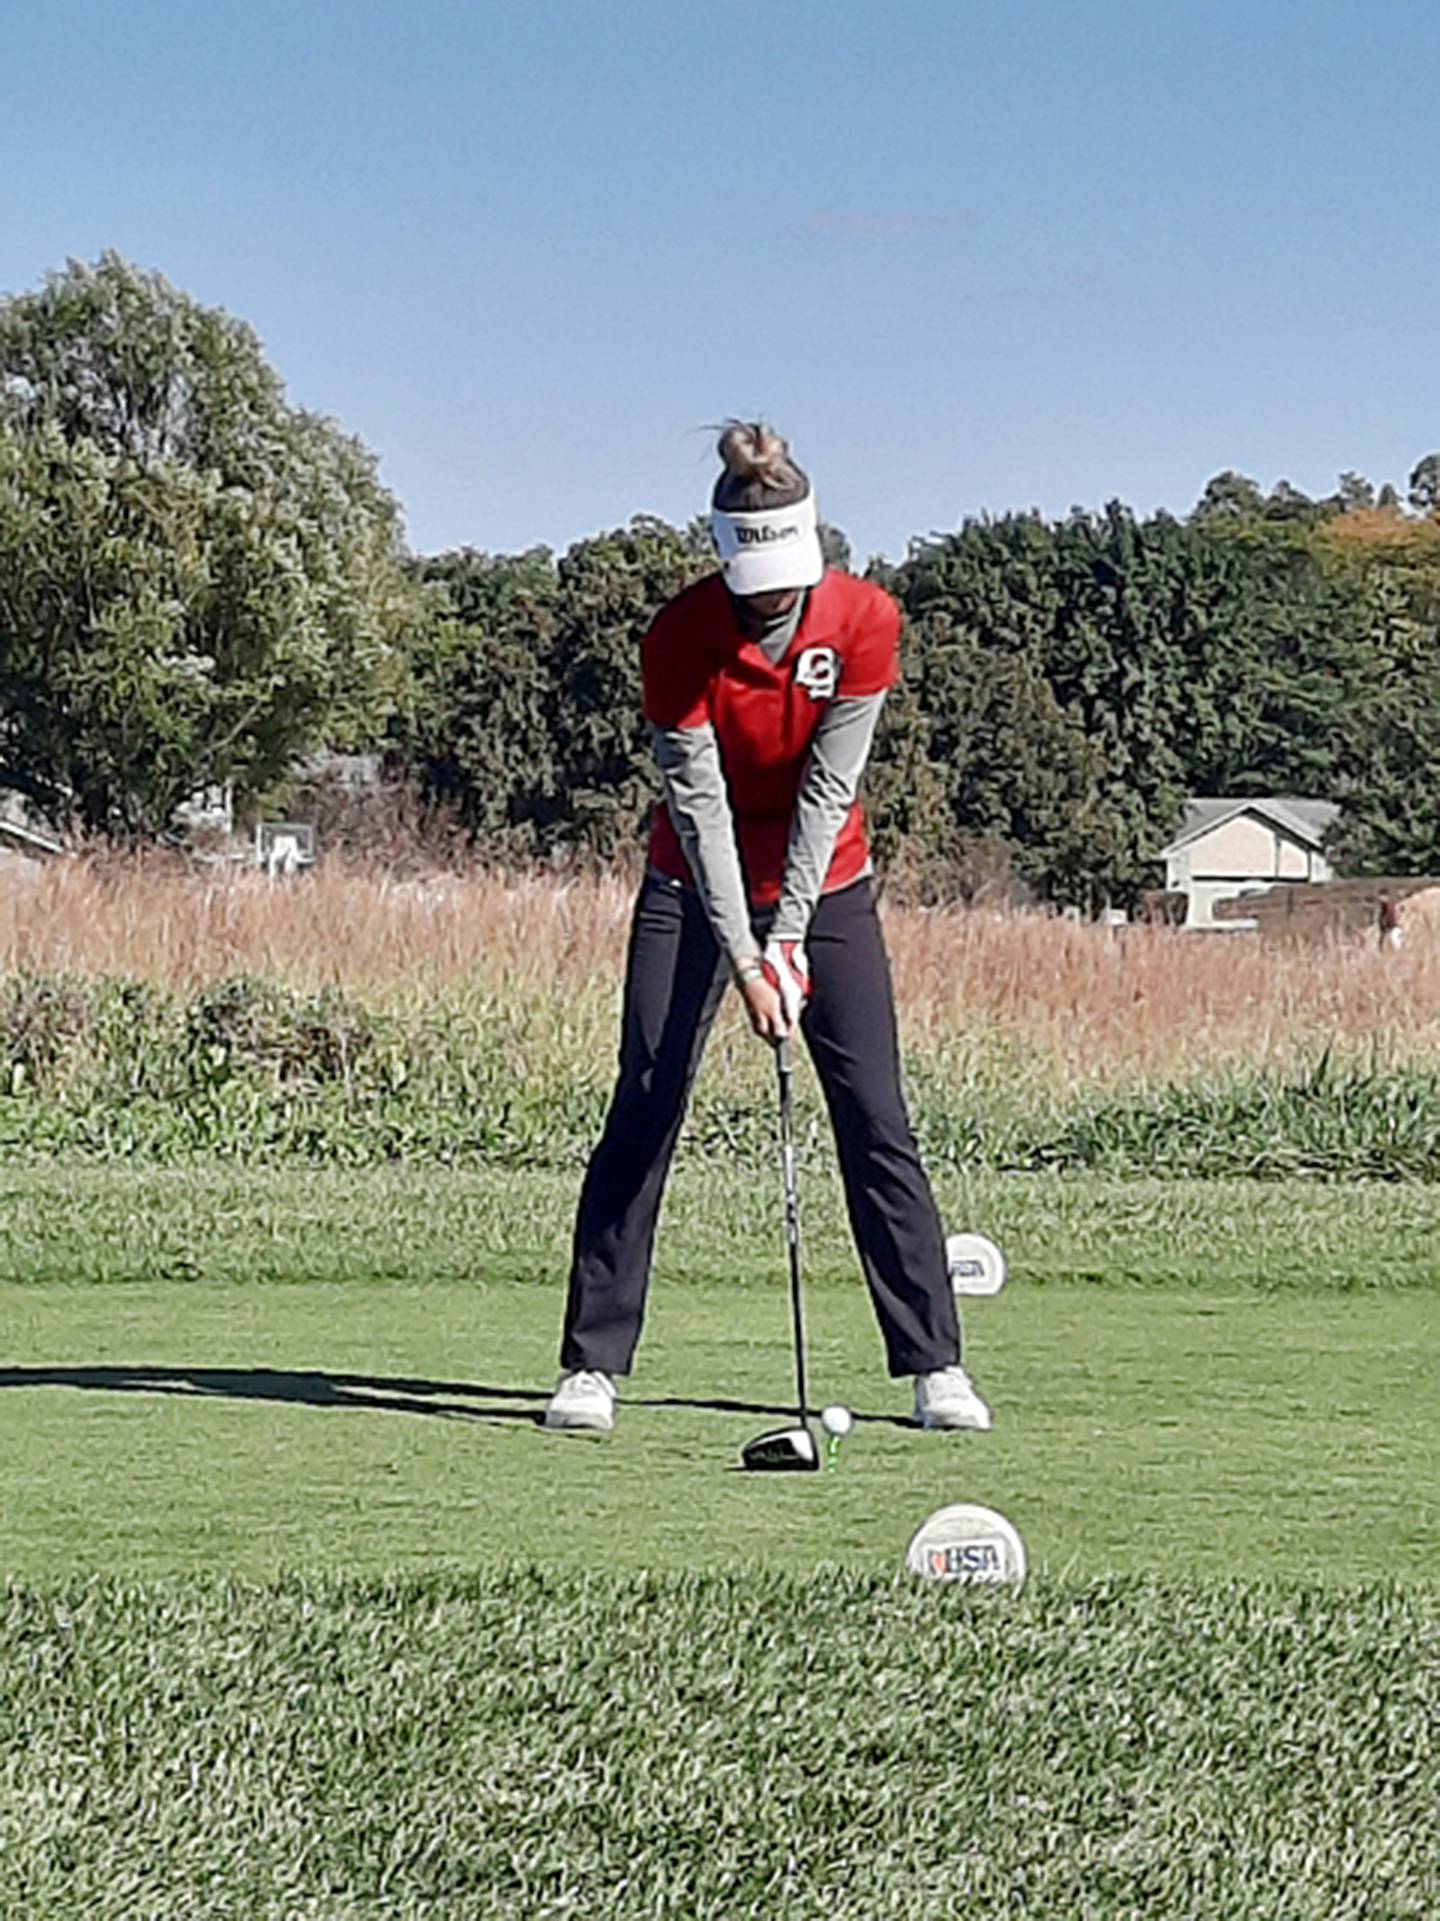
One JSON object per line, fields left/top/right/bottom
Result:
{"left": 560, "top": 872, "right": 960, "bottom": 1379}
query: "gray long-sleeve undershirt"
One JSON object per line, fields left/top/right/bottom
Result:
{"left": 651, "top": 687, "right": 886, "bottom": 964}
{"left": 770, "top": 691, "right": 884, "bottom": 940}
{"left": 651, "top": 721, "right": 758, "bottom": 964}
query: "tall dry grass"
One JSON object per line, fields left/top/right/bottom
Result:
{"left": 886, "top": 903, "right": 1440, "bottom": 1084}
{"left": 5, "top": 853, "right": 1440, "bottom": 1087}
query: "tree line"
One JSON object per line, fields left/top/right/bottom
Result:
{"left": 4, "top": 254, "right": 1440, "bottom": 906}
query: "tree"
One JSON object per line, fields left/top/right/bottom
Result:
{"left": 0, "top": 253, "right": 420, "bottom": 837}
{"left": 818, "top": 519, "right": 852, "bottom": 571}
{"left": 545, "top": 518, "right": 706, "bottom": 856}
{"left": 1193, "top": 470, "right": 1266, "bottom": 520}
{"left": 879, "top": 497, "right": 1406, "bottom": 908}
{"left": 886, "top": 516, "right": 1123, "bottom": 907}
{"left": 1408, "top": 453, "right": 1440, "bottom": 515}
{"left": 1334, "top": 471, "right": 1375, "bottom": 514}
{"left": 857, "top": 594, "right": 950, "bottom": 892}
{"left": 402, "top": 546, "right": 561, "bottom": 851}
{"left": 1262, "top": 479, "right": 1323, "bottom": 524}
{"left": 401, "top": 518, "right": 705, "bottom": 859}
{"left": 1315, "top": 515, "right": 1440, "bottom": 872}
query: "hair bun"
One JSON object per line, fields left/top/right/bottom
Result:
{"left": 711, "top": 418, "right": 810, "bottom": 512}
{"left": 717, "top": 420, "right": 795, "bottom": 489}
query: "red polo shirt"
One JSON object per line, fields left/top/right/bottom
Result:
{"left": 642, "top": 569, "right": 899, "bottom": 905}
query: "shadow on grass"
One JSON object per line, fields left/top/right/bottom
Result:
{"left": 0, "top": 1365, "right": 539, "bottom": 1425}
{"left": 0, "top": 1367, "right": 913, "bottom": 1429}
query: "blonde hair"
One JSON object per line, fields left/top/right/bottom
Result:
{"left": 712, "top": 419, "right": 810, "bottom": 511}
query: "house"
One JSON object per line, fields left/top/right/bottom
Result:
{"left": 0, "top": 791, "right": 65, "bottom": 866}
{"left": 173, "top": 782, "right": 235, "bottom": 836}
{"left": 1158, "top": 798, "right": 1340, "bottom": 931}
{"left": 4, "top": 779, "right": 235, "bottom": 848}
{"left": 0, "top": 754, "right": 380, "bottom": 867}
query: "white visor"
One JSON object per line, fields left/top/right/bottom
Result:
{"left": 711, "top": 492, "right": 825, "bottom": 596}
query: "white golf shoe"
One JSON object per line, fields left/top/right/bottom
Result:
{"left": 913, "top": 1365, "right": 992, "bottom": 1432}
{"left": 543, "top": 1369, "right": 617, "bottom": 1433}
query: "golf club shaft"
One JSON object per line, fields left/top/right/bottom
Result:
{"left": 776, "top": 1036, "right": 809, "bottom": 1426}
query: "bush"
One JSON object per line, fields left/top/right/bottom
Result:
{"left": 6, "top": 975, "right": 1440, "bottom": 1178}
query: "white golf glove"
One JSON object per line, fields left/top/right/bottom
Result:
{"left": 762, "top": 938, "right": 811, "bottom": 1030}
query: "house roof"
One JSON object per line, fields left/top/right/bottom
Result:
{"left": 0, "top": 815, "right": 65, "bottom": 858}
{"left": 1159, "top": 797, "right": 1340, "bottom": 860}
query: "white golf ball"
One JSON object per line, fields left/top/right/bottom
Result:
{"left": 820, "top": 1404, "right": 853, "bottom": 1437}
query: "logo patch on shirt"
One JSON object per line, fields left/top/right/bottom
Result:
{"left": 795, "top": 646, "right": 839, "bottom": 702}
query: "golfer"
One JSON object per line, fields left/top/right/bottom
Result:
{"left": 545, "top": 421, "right": 989, "bottom": 1435}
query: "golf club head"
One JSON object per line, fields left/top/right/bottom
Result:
{"left": 740, "top": 1425, "right": 819, "bottom": 1472}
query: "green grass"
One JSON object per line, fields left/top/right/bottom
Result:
{"left": 2, "top": 1166, "right": 1439, "bottom": 1584}
{"left": 8, "top": 1160, "right": 1440, "bottom": 1290}
{"left": 2, "top": 1572, "right": 1438, "bottom": 1919}
{"left": 12, "top": 969, "right": 1440, "bottom": 1176}
{"left": 4, "top": 1163, "right": 1440, "bottom": 1914}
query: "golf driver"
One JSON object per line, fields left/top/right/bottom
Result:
{"left": 741, "top": 1035, "right": 818, "bottom": 1471}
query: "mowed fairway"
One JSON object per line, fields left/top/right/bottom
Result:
{"left": 2, "top": 1164, "right": 1438, "bottom": 1582}
{"left": 4, "top": 1163, "right": 1440, "bottom": 1917}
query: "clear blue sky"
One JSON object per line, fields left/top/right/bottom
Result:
{"left": 3, "top": 0, "right": 1435, "bottom": 563}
